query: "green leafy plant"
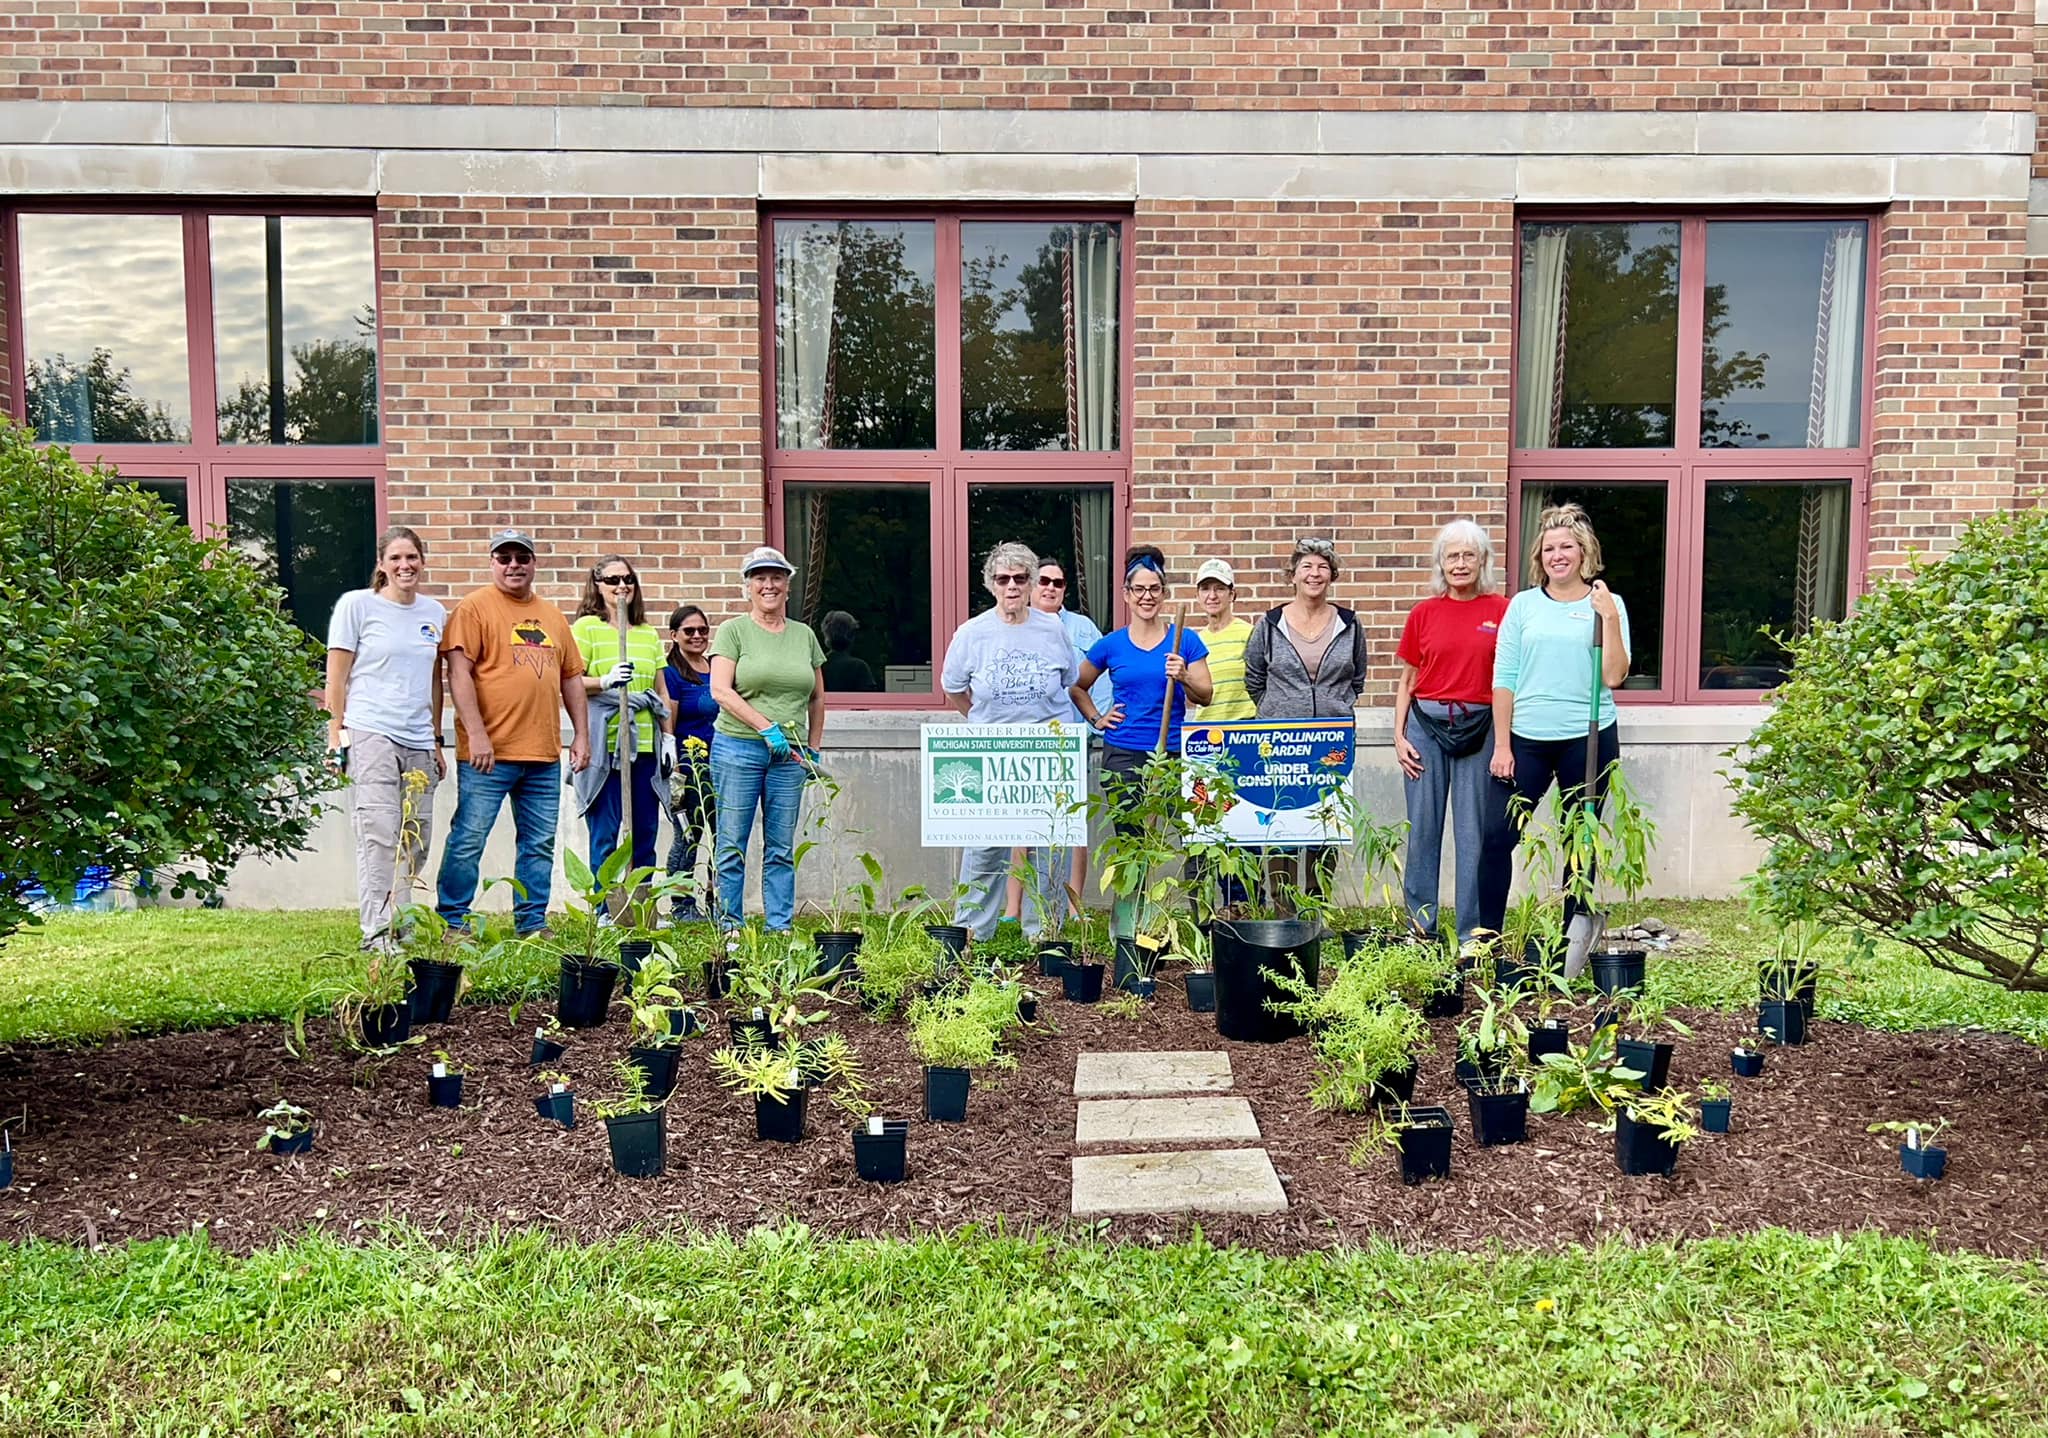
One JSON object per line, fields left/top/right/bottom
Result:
{"left": 1515, "top": 767, "right": 1657, "bottom": 953}
{"left": 1267, "top": 963, "right": 1431, "bottom": 1113}
{"left": 854, "top": 926, "right": 943, "bottom": 1018}
{"left": 429, "top": 1048, "right": 465, "bottom": 1077}
{"left": 1624, "top": 1086, "right": 1700, "bottom": 1145}
{"left": 1097, "top": 990, "right": 1148, "bottom": 1021}
{"left": 623, "top": 957, "right": 691, "bottom": 1049}
{"left": 1868, "top": 1117, "right": 1953, "bottom": 1149}
{"left": 1456, "top": 985, "right": 1531, "bottom": 1082}
{"left": 1529, "top": 1025, "right": 1645, "bottom": 1121}
{"left": 1345, "top": 1100, "right": 1449, "bottom": 1166}
{"left": 710, "top": 1033, "right": 867, "bottom": 1118}
{"left": 588, "top": 1058, "right": 663, "bottom": 1121}
{"left": 1699, "top": 1078, "right": 1729, "bottom": 1102}
{"left": 1093, "top": 750, "right": 1204, "bottom": 965}
{"left": 255, "top": 1100, "right": 313, "bottom": 1150}
{"left": 725, "top": 926, "right": 836, "bottom": 1043}
{"left": 906, "top": 990, "right": 1005, "bottom": 1070}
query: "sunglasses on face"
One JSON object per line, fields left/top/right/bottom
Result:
{"left": 1038, "top": 575, "right": 1066, "bottom": 589}
{"left": 677, "top": 625, "right": 709, "bottom": 636}
{"left": 993, "top": 573, "right": 1031, "bottom": 587}
{"left": 599, "top": 574, "right": 637, "bottom": 588}
{"left": 492, "top": 551, "right": 533, "bottom": 565}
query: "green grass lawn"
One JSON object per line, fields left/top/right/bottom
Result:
{"left": 3, "top": 1225, "right": 2043, "bottom": 1436}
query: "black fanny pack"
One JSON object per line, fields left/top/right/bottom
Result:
{"left": 1413, "top": 703, "right": 1492, "bottom": 759}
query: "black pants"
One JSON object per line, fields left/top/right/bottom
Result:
{"left": 1476, "top": 724, "right": 1620, "bottom": 930}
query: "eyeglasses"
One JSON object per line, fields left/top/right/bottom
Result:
{"left": 678, "top": 625, "right": 709, "bottom": 636}
{"left": 598, "top": 574, "right": 637, "bottom": 588}
{"left": 993, "top": 573, "right": 1031, "bottom": 587}
{"left": 1037, "top": 576, "right": 1067, "bottom": 589}
{"left": 492, "top": 551, "right": 533, "bottom": 565}
{"left": 1126, "top": 583, "right": 1164, "bottom": 597}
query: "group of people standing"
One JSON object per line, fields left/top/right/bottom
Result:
{"left": 324, "top": 503, "right": 1632, "bottom": 967}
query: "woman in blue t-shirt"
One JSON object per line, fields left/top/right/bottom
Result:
{"left": 662, "top": 603, "right": 720, "bottom": 922}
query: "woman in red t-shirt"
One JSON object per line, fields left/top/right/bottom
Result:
{"left": 1393, "top": 520, "right": 1511, "bottom": 943}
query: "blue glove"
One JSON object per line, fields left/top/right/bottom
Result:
{"left": 758, "top": 724, "right": 792, "bottom": 758}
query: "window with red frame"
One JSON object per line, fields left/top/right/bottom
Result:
{"left": 765, "top": 212, "right": 1130, "bottom": 704}
{"left": 1510, "top": 215, "right": 1872, "bottom": 702}
{"left": 6, "top": 207, "right": 385, "bottom": 638}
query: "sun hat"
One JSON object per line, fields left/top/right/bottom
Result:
{"left": 739, "top": 545, "right": 796, "bottom": 577}
{"left": 1193, "top": 558, "right": 1236, "bottom": 588}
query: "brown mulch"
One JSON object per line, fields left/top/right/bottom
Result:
{"left": 1, "top": 965, "right": 2044, "bottom": 1258}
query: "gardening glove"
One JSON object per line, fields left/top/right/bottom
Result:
{"left": 658, "top": 733, "right": 678, "bottom": 777}
{"left": 602, "top": 660, "right": 635, "bottom": 691}
{"left": 758, "top": 724, "right": 792, "bottom": 758}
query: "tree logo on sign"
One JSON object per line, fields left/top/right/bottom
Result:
{"left": 932, "top": 758, "right": 985, "bottom": 804}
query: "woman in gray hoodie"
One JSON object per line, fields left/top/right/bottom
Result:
{"left": 1243, "top": 537, "right": 1369, "bottom": 720}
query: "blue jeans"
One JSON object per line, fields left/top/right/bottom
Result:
{"left": 711, "top": 732, "right": 806, "bottom": 931}
{"left": 436, "top": 758, "right": 560, "bottom": 935}
{"left": 586, "top": 751, "right": 661, "bottom": 879}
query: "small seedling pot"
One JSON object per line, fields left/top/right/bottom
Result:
{"left": 1614, "top": 1109, "right": 1681, "bottom": 1177}
{"left": 627, "top": 1044, "right": 683, "bottom": 1101}
{"left": 1900, "top": 1142, "right": 1948, "bottom": 1181}
{"left": 1395, "top": 1106, "right": 1454, "bottom": 1184}
{"left": 530, "top": 1034, "right": 568, "bottom": 1068}
{"left": 1759, "top": 959, "right": 1819, "bottom": 1018}
{"left": 1614, "top": 1037, "right": 1675, "bottom": 1093}
{"left": 360, "top": 1001, "right": 414, "bottom": 1049}
{"left": 815, "top": 931, "right": 863, "bottom": 985}
{"left": 924, "top": 924, "right": 970, "bottom": 964}
{"left": 617, "top": 939, "right": 653, "bottom": 976}
{"left": 1420, "top": 975, "right": 1465, "bottom": 1019}
{"left": 1701, "top": 1097, "right": 1732, "bottom": 1134}
{"left": 1491, "top": 951, "right": 1536, "bottom": 993}
{"left": 604, "top": 1108, "right": 665, "bottom": 1178}
{"left": 1018, "top": 992, "right": 1040, "bottom": 1024}
{"left": 534, "top": 1087, "right": 575, "bottom": 1128}
{"left": 1590, "top": 948, "right": 1647, "bottom": 995}
{"left": 557, "top": 957, "right": 619, "bottom": 1030}
{"left": 1455, "top": 1053, "right": 1509, "bottom": 1090}
{"left": 1759, "top": 999, "right": 1809, "bottom": 1046}
{"left": 1185, "top": 969, "right": 1217, "bottom": 1013}
{"left": 755, "top": 1087, "right": 808, "bottom": 1144}
{"left": 1467, "top": 1084, "right": 1530, "bottom": 1147}
{"left": 853, "top": 1118, "right": 910, "bottom": 1183}
{"left": 1062, "top": 961, "right": 1105, "bottom": 1004}
{"left": 0, "top": 1146, "right": 11, "bottom": 1189}
{"left": 729, "top": 1011, "right": 774, "bottom": 1050}
{"left": 407, "top": 958, "right": 464, "bottom": 1025}
{"left": 666, "top": 1006, "right": 703, "bottom": 1039}
{"left": 1527, "top": 1019, "right": 1570, "bottom": 1061}
{"left": 1731, "top": 1048, "right": 1765, "bottom": 1079}
{"left": 702, "top": 958, "right": 733, "bottom": 999}
{"left": 427, "top": 1071, "right": 464, "bottom": 1109}
{"left": 1373, "top": 1060, "right": 1420, "bottom": 1108}
{"left": 923, "top": 1066, "right": 971, "bottom": 1123}
{"left": 1036, "top": 942, "right": 1073, "bottom": 978}
{"left": 265, "top": 1129, "right": 315, "bottom": 1157}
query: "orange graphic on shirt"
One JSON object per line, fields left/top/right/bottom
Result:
{"left": 510, "top": 620, "right": 556, "bottom": 677}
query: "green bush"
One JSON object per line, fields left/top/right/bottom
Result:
{"left": 1730, "top": 510, "right": 2048, "bottom": 991}
{"left": 0, "top": 426, "right": 331, "bottom": 944}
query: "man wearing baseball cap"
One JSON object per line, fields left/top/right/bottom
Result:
{"left": 1191, "top": 557, "right": 1256, "bottom": 721}
{"left": 435, "top": 528, "right": 592, "bottom": 937}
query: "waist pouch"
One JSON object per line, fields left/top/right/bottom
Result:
{"left": 1414, "top": 703, "right": 1492, "bottom": 759}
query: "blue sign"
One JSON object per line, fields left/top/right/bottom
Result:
{"left": 1181, "top": 719, "right": 1356, "bottom": 845}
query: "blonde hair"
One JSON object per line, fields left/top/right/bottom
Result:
{"left": 1527, "top": 503, "right": 1602, "bottom": 586}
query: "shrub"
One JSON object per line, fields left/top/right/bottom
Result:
{"left": 1730, "top": 510, "right": 2048, "bottom": 991}
{"left": 0, "top": 427, "right": 330, "bottom": 944}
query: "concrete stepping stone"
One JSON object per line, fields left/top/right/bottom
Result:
{"left": 1072, "top": 1050, "right": 1233, "bottom": 1097}
{"left": 1070, "top": 1149, "right": 1288, "bottom": 1217}
{"left": 1075, "top": 1096, "right": 1260, "bottom": 1145}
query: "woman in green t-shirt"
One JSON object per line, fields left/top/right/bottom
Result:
{"left": 572, "top": 555, "right": 675, "bottom": 880}
{"left": 708, "top": 546, "right": 826, "bottom": 931}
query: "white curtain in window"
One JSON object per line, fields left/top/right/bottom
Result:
{"left": 783, "top": 487, "right": 830, "bottom": 623}
{"left": 1806, "top": 223, "right": 1865, "bottom": 449}
{"left": 1515, "top": 225, "right": 1572, "bottom": 449}
{"left": 1517, "top": 485, "right": 1554, "bottom": 587}
{"left": 1793, "top": 484, "right": 1850, "bottom": 631}
{"left": 1065, "top": 225, "right": 1119, "bottom": 452}
{"left": 1072, "top": 488, "right": 1115, "bottom": 630}
{"left": 776, "top": 225, "right": 842, "bottom": 449}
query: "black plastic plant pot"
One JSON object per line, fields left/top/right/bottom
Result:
{"left": 1339, "top": 930, "right": 1374, "bottom": 960}
{"left": 1062, "top": 961, "right": 1106, "bottom": 1004}
{"left": 666, "top": 1006, "right": 703, "bottom": 1039}
{"left": 618, "top": 939, "right": 654, "bottom": 976}
{"left": 1701, "top": 1098, "right": 1732, "bottom": 1134}
{"left": 534, "top": 1089, "right": 575, "bottom": 1128}
{"left": 1420, "top": 976, "right": 1465, "bottom": 1020}
{"left": 1491, "top": 953, "right": 1535, "bottom": 993}
{"left": 530, "top": 1035, "right": 568, "bottom": 1068}
{"left": 604, "top": 1109, "right": 666, "bottom": 1179}
{"left": 1467, "top": 1085, "right": 1530, "bottom": 1147}
{"left": 265, "top": 1129, "right": 315, "bottom": 1157}
{"left": 1185, "top": 970, "right": 1217, "bottom": 1014}
{"left": 408, "top": 959, "right": 463, "bottom": 1025}
{"left": 1614, "top": 1037, "right": 1675, "bottom": 1092}
{"left": 1396, "top": 1106, "right": 1454, "bottom": 1184}
{"left": 1900, "top": 1143, "right": 1948, "bottom": 1181}
{"left": 360, "top": 1001, "right": 414, "bottom": 1049}
{"left": 1454, "top": 1054, "right": 1508, "bottom": 1090}
{"left": 427, "top": 1072, "right": 464, "bottom": 1109}
{"left": 815, "top": 931, "right": 863, "bottom": 984}
{"left": 923, "top": 1066, "right": 971, "bottom": 1123}
{"left": 1212, "top": 918, "right": 1321, "bottom": 1043}
{"left": 557, "top": 957, "right": 620, "bottom": 1030}
{"left": 1591, "top": 948, "right": 1647, "bottom": 995}
{"left": 729, "top": 1014, "right": 773, "bottom": 1050}
{"left": 703, "top": 958, "right": 733, "bottom": 999}
{"left": 924, "top": 924, "right": 970, "bottom": 963}
{"left": 1112, "top": 938, "right": 1145, "bottom": 993}
{"left": 1037, "top": 942, "right": 1073, "bottom": 978}
{"left": 1018, "top": 993, "right": 1040, "bottom": 1024}
{"left": 627, "top": 1045, "right": 683, "bottom": 1101}
{"left": 755, "top": 1087, "right": 808, "bottom": 1143}
{"left": 1373, "top": 1060, "right": 1420, "bottom": 1108}
{"left": 1731, "top": 1048, "right": 1766, "bottom": 1078}
{"left": 1528, "top": 1020, "right": 1571, "bottom": 1061}
{"left": 853, "top": 1120, "right": 910, "bottom": 1183}
{"left": 1759, "top": 999, "right": 1809, "bottom": 1046}
{"left": 0, "top": 1147, "right": 11, "bottom": 1189}
{"left": 1615, "top": 1110, "right": 1681, "bottom": 1177}
{"left": 1759, "top": 960, "right": 1819, "bottom": 1018}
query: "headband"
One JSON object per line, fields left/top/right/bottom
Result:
{"left": 1125, "top": 555, "right": 1164, "bottom": 582}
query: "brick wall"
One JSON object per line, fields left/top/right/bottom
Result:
{"left": 0, "top": 1, "right": 2030, "bottom": 111}
{"left": 2020, "top": 22, "right": 2048, "bottom": 511}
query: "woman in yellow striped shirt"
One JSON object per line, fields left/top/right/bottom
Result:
{"left": 1190, "top": 558, "right": 1256, "bottom": 722}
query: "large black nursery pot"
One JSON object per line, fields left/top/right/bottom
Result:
{"left": 535, "top": 1086, "right": 575, "bottom": 1128}
{"left": 924, "top": 924, "right": 970, "bottom": 965}
{"left": 1528, "top": 1019, "right": 1571, "bottom": 1061}
{"left": 1467, "top": 1083, "right": 1530, "bottom": 1147}
{"left": 1701, "top": 1098, "right": 1732, "bottom": 1134}
{"left": 1062, "top": 960, "right": 1106, "bottom": 1004}
{"left": 558, "top": 956, "right": 619, "bottom": 1030}
{"left": 1614, "top": 1037, "right": 1674, "bottom": 1092}
{"left": 923, "top": 1066, "right": 971, "bottom": 1123}
{"left": 627, "top": 1044, "right": 683, "bottom": 1101}
{"left": 815, "top": 931, "right": 863, "bottom": 985}
{"left": 408, "top": 958, "right": 463, "bottom": 1025}
{"left": 755, "top": 1087, "right": 808, "bottom": 1143}
{"left": 1396, "top": 1106, "right": 1454, "bottom": 1184}
{"left": 530, "top": 1032, "right": 568, "bottom": 1068}
{"left": 265, "top": 1129, "right": 315, "bottom": 1157}
{"left": 1900, "top": 1142, "right": 1948, "bottom": 1181}
{"left": 1339, "top": 930, "right": 1374, "bottom": 960}
{"left": 617, "top": 939, "right": 653, "bottom": 975}
{"left": 1036, "top": 941, "right": 1073, "bottom": 978}
{"left": 853, "top": 1118, "right": 910, "bottom": 1183}
{"left": 1591, "top": 947, "right": 1647, "bottom": 995}
{"left": 1731, "top": 1048, "right": 1765, "bottom": 1079}
{"left": 1615, "top": 1109, "right": 1681, "bottom": 1176}
{"left": 1420, "top": 974, "right": 1466, "bottom": 1020}
{"left": 1185, "top": 970, "right": 1217, "bottom": 1013}
{"left": 1759, "top": 999, "right": 1809, "bottom": 1046}
{"left": 604, "top": 1108, "right": 666, "bottom": 1178}
{"left": 360, "top": 1000, "right": 414, "bottom": 1049}
{"left": 1760, "top": 960, "right": 1819, "bottom": 1018}
{"left": 1373, "top": 1059, "right": 1419, "bottom": 1108}
{"left": 1212, "top": 918, "right": 1321, "bottom": 1043}
{"left": 427, "top": 1070, "right": 464, "bottom": 1109}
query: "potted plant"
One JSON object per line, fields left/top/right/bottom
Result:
{"left": 1731, "top": 1039, "right": 1765, "bottom": 1078}
{"left": 851, "top": 1113, "right": 911, "bottom": 1183}
{"left": 1268, "top": 964, "right": 1432, "bottom": 1110}
{"left": 1496, "top": 891, "right": 1564, "bottom": 993}
{"left": 518, "top": 846, "right": 632, "bottom": 1029}
{"left": 622, "top": 959, "right": 691, "bottom": 1101}
{"left": 1515, "top": 767, "right": 1657, "bottom": 984}
{"left": 1330, "top": 808, "right": 1414, "bottom": 945}
{"left": 1530, "top": 1024, "right": 1647, "bottom": 1122}
{"left": 1870, "top": 1118, "right": 1952, "bottom": 1180}
{"left": 1759, "top": 996, "right": 1809, "bottom": 1047}
{"left": 1759, "top": 917, "right": 1822, "bottom": 1018}
{"left": 1353, "top": 1102, "right": 1454, "bottom": 1184}
{"left": 533, "top": 1070, "right": 575, "bottom": 1128}
{"left": 1615, "top": 1087, "right": 1698, "bottom": 1177}
{"left": 803, "top": 849, "right": 886, "bottom": 983}
{"left": 907, "top": 991, "right": 1004, "bottom": 1123}
{"left": 591, "top": 1059, "right": 667, "bottom": 1178}
{"left": 711, "top": 1033, "right": 867, "bottom": 1144}
{"left": 256, "top": 1100, "right": 315, "bottom": 1156}
{"left": 1095, "top": 756, "right": 1204, "bottom": 998}
{"left": 852, "top": 921, "right": 945, "bottom": 1019}
{"left": 427, "top": 1050, "right": 465, "bottom": 1109}
{"left": 528, "top": 1014, "right": 569, "bottom": 1068}
{"left": 395, "top": 902, "right": 472, "bottom": 1026}
{"left": 1607, "top": 991, "right": 1693, "bottom": 1093}
{"left": 1699, "top": 1078, "right": 1732, "bottom": 1134}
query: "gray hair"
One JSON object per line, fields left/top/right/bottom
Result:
{"left": 981, "top": 540, "right": 1040, "bottom": 595}
{"left": 1428, "top": 519, "right": 1498, "bottom": 596}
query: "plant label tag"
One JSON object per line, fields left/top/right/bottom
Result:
{"left": 1906, "top": 1128, "right": 1920, "bottom": 1150}
{"left": 868, "top": 1116, "right": 884, "bottom": 1136}
{"left": 432, "top": 1063, "right": 446, "bottom": 1079}
{"left": 551, "top": 1083, "right": 567, "bottom": 1095}
{"left": 534, "top": 1027, "right": 545, "bottom": 1039}
{"left": 752, "top": 1006, "right": 765, "bottom": 1020}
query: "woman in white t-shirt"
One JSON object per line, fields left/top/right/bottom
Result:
{"left": 325, "top": 526, "right": 448, "bottom": 950}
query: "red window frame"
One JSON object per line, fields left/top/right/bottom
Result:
{"left": 1507, "top": 209, "right": 1878, "bottom": 705}
{"left": 760, "top": 206, "right": 1136, "bottom": 708}
{"left": 2, "top": 201, "right": 389, "bottom": 537}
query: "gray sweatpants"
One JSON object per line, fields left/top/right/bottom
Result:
{"left": 1400, "top": 702, "right": 1498, "bottom": 942}
{"left": 958, "top": 845, "right": 1066, "bottom": 941}
{"left": 350, "top": 729, "right": 440, "bottom": 943}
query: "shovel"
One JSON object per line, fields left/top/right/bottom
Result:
{"left": 1562, "top": 606, "right": 1606, "bottom": 979}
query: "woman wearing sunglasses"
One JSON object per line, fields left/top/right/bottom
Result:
{"left": 662, "top": 603, "right": 719, "bottom": 921}
{"left": 571, "top": 555, "right": 675, "bottom": 878}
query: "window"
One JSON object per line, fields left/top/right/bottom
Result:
{"left": 7, "top": 206, "right": 385, "bottom": 639}
{"left": 766, "top": 211, "right": 1131, "bottom": 704}
{"left": 1511, "top": 215, "right": 1871, "bottom": 701}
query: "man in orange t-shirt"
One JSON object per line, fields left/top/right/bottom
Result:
{"left": 434, "top": 529, "right": 592, "bottom": 937}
